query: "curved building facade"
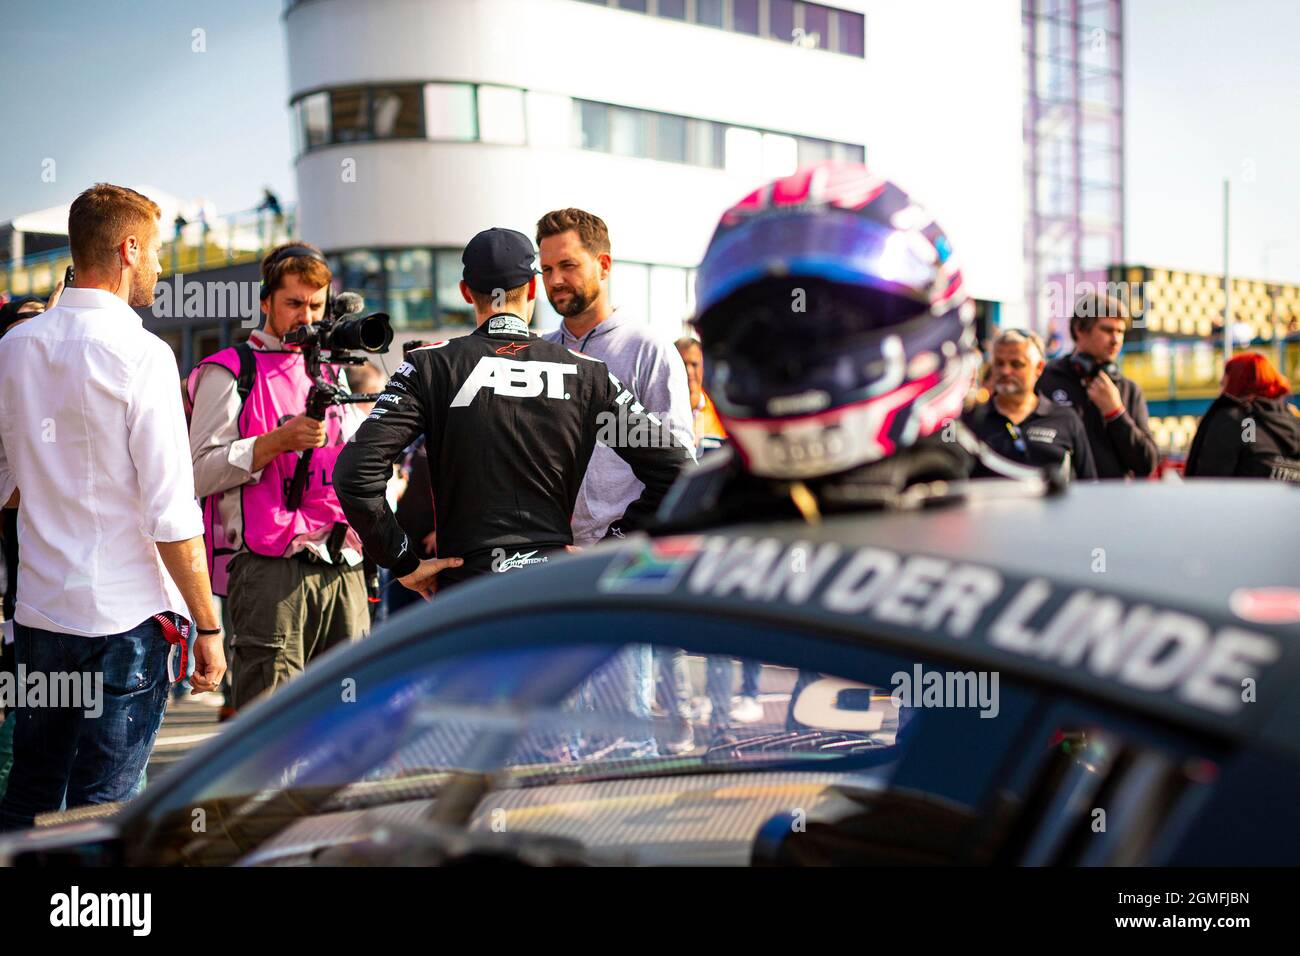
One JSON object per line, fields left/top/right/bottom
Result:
{"left": 283, "top": 0, "right": 1022, "bottom": 341}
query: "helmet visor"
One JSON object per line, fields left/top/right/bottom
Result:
{"left": 695, "top": 210, "right": 939, "bottom": 318}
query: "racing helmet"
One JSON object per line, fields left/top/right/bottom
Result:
{"left": 693, "top": 162, "right": 978, "bottom": 480}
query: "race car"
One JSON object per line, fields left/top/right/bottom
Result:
{"left": 1, "top": 478, "right": 1297, "bottom": 867}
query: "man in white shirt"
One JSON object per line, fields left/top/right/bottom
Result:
{"left": 0, "top": 183, "right": 225, "bottom": 831}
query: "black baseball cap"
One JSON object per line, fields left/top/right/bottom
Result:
{"left": 462, "top": 228, "right": 539, "bottom": 294}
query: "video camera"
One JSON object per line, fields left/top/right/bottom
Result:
{"left": 282, "top": 292, "right": 394, "bottom": 510}
{"left": 281, "top": 292, "right": 393, "bottom": 355}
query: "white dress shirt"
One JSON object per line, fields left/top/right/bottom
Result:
{"left": 0, "top": 287, "right": 203, "bottom": 636}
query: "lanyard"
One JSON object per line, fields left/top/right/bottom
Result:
{"left": 152, "top": 612, "right": 191, "bottom": 683}
{"left": 565, "top": 321, "right": 598, "bottom": 354}
{"left": 1005, "top": 421, "right": 1029, "bottom": 455}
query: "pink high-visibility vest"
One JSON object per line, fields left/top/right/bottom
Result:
{"left": 187, "top": 345, "right": 349, "bottom": 594}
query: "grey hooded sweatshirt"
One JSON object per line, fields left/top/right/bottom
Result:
{"left": 544, "top": 310, "right": 697, "bottom": 545}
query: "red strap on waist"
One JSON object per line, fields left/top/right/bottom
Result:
{"left": 152, "top": 613, "right": 191, "bottom": 683}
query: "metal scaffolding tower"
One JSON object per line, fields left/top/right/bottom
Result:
{"left": 1023, "top": 0, "right": 1125, "bottom": 334}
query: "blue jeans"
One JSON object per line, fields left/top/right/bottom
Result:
{"left": 705, "top": 657, "right": 762, "bottom": 727}
{"left": 657, "top": 649, "right": 693, "bottom": 722}
{"left": 568, "top": 645, "right": 657, "bottom": 757}
{"left": 0, "top": 618, "right": 170, "bottom": 831}
{"left": 385, "top": 570, "right": 425, "bottom": 618}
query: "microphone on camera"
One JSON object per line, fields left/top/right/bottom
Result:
{"left": 332, "top": 291, "right": 365, "bottom": 319}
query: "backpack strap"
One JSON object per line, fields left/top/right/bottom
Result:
{"left": 233, "top": 340, "right": 257, "bottom": 404}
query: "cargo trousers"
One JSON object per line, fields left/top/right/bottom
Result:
{"left": 226, "top": 551, "right": 369, "bottom": 710}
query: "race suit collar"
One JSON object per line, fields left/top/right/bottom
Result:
{"left": 477, "top": 313, "right": 531, "bottom": 338}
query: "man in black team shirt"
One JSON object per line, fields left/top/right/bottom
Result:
{"left": 334, "top": 227, "right": 690, "bottom": 596}
{"left": 964, "top": 329, "right": 1096, "bottom": 480}
{"left": 1035, "top": 292, "right": 1158, "bottom": 479}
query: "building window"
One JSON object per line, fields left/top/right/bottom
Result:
{"left": 609, "top": 106, "right": 648, "bottom": 157}
{"left": 650, "top": 265, "right": 689, "bottom": 341}
{"left": 577, "top": 100, "right": 610, "bottom": 151}
{"left": 532, "top": 283, "right": 562, "bottom": 333}
{"left": 832, "top": 141, "right": 866, "bottom": 164}
{"left": 724, "top": 126, "right": 764, "bottom": 180}
{"left": 571, "top": 0, "right": 863, "bottom": 56}
{"left": 158, "top": 329, "right": 183, "bottom": 371}
{"left": 299, "top": 92, "right": 330, "bottom": 150}
{"left": 762, "top": 132, "right": 799, "bottom": 179}
{"left": 527, "top": 91, "right": 575, "bottom": 147}
{"left": 653, "top": 113, "right": 688, "bottom": 163}
{"left": 434, "top": 250, "right": 475, "bottom": 328}
{"left": 802, "top": 3, "right": 831, "bottom": 50}
{"left": 425, "top": 84, "right": 476, "bottom": 140}
{"left": 310, "top": 250, "right": 733, "bottom": 337}
{"left": 769, "top": 0, "right": 796, "bottom": 42}
{"left": 335, "top": 250, "right": 386, "bottom": 313}
{"left": 733, "top": 0, "right": 761, "bottom": 35}
{"left": 384, "top": 249, "right": 433, "bottom": 330}
{"left": 293, "top": 84, "right": 863, "bottom": 172}
{"left": 371, "top": 86, "right": 423, "bottom": 139}
{"left": 573, "top": 97, "right": 860, "bottom": 171}
{"left": 193, "top": 328, "right": 222, "bottom": 366}
{"left": 614, "top": 262, "right": 650, "bottom": 318}
{"left": 477, "top": 86, "right": 527, "bottom": 145}
{"left": 835, "top": 9, "right": 865, "bottom": 56}
{"left": 330, "top": 88, "right": 370, "bottom": 143}
{"left": 689, "top": 118, "right": 726, "bottom": 168}
{"left": 798, "top": 137, "right": 833, "bottom": 166}
{"left": 694, "top": 0, "right": 723, "bottom": 28}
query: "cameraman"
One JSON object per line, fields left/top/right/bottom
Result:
{"left": 187, "top": 242, "right": 370, "bottom": 710}
{"left": 1036, "top": 291, "right": 1159, "bottom": 479}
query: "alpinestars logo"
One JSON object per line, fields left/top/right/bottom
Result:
{"left": 491, "top": 548, "right": 550, "bottom": 572}
{"left": 451, "top": 357, "right": 577, "bottom": 407}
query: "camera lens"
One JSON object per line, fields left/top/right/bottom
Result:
{"left": 327, "top": 313, "right": 393, "bottom": 353}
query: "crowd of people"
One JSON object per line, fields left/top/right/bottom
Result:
{"left": 0, "top": 165, "right": 1297, "bottom": 830}
{"left": 962, "top": 299, "right": 1300, "bottom": 482}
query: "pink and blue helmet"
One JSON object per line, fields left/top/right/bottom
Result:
{"left": 693, "top": 162, "right": 978, "bottom": 480}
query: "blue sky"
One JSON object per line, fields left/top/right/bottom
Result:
{"left": 0, "top": 0, "right": 293, "bottom": 219}
{"left": 1, "top": 0, "right": 1296, "bottom": 282}
{"left": 1124, "top": 0, "right": 1300, "bottom": 281}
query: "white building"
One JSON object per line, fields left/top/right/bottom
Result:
{"left": 283, "top": 0, "right": 1024, "bottom": 342}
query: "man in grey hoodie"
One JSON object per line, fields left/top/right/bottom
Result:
{"left": 537, "top": 208, "right": 697, "bottom": 546}
{"left": 538, "top": 208, "right": 697, "bottom": 756}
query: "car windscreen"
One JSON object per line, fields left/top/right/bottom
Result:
{"left": 129, "top": 610, "right": 1025, "bottom": 864}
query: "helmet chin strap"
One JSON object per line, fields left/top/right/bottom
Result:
{"left": 787, "top": 481, "right": 821, "bottom": 524}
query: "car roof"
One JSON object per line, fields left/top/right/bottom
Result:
{"left": 413, "top": 481, "right": 1300, "bottom": 757}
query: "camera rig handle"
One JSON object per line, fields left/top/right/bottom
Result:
{"left": 285, "top": 369, "right": 381, "bottom": 512}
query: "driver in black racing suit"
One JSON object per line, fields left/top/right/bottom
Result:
{"left": 646, "top": 163, "right": 1049, "bottom": 745}
{"left": 335, "top": 227, "right": 691, "bottom": 597}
